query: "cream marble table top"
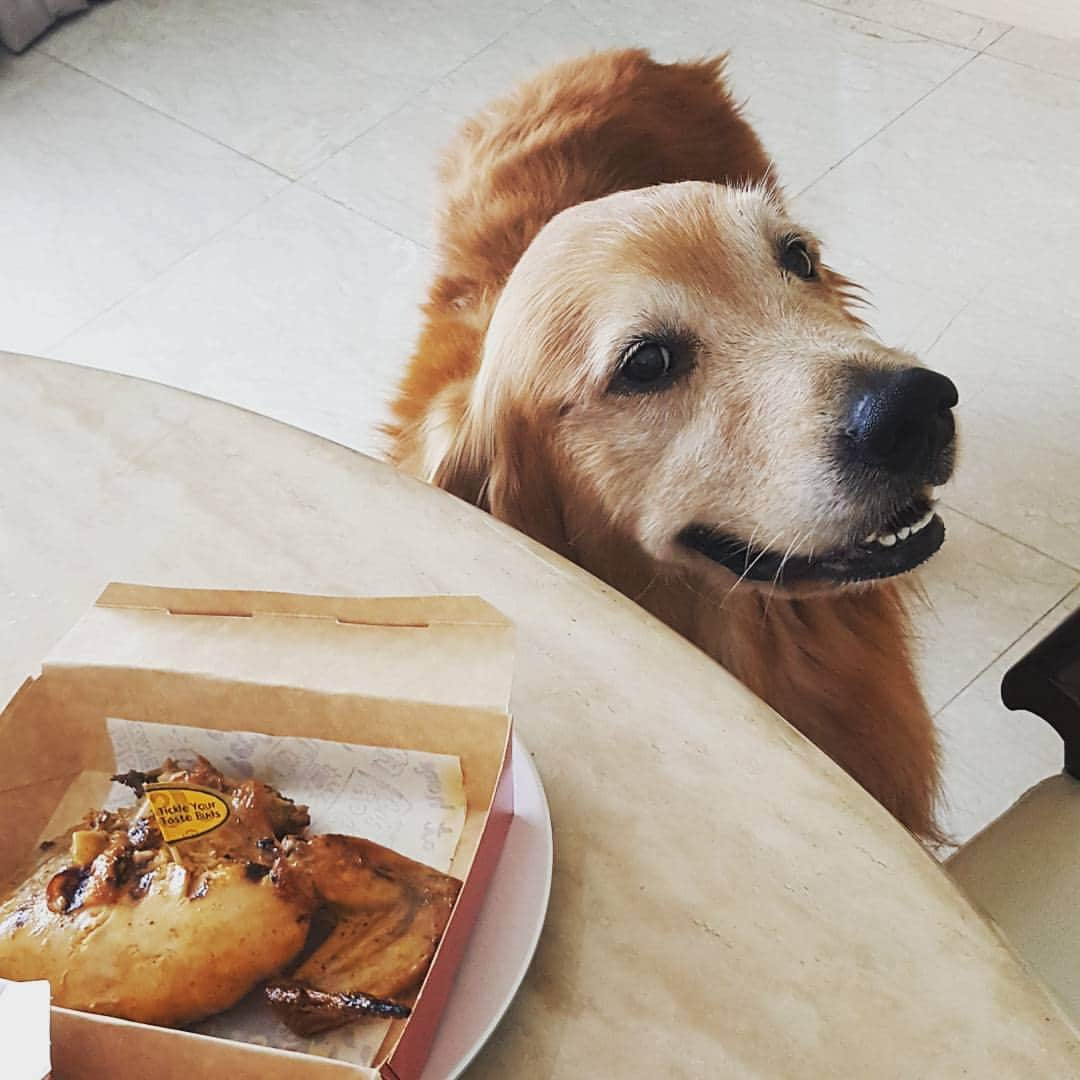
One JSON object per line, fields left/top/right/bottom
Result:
{"left": 2, "top": 352, "right": 1077, "bottom": 1078}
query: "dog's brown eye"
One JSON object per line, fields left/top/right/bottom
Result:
{"left": 780, "top": 237, "right": 815, "bottom": 280}
{"left": 619, "top": 341, "right": 673, "bottom": 385}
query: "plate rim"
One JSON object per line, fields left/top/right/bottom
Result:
{"left": 445, "top": 733, "right": 553, "bottom": 1079}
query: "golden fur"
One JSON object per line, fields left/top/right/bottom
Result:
{"left": 388, "top": 50, "right": 943, "bottom": 843}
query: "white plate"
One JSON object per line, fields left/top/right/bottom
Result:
{"left": 421, "top": 735, "right": 553, "bottom": 1079}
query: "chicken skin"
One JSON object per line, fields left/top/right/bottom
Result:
{"left": 0, "top": 758, "right": 314, "bottom": 1027}
{"left": 266, "top": 834, "right": 462, "bottom": 1035}
{"left": 0, "top": 757, "right": 461, "bottom": 1037}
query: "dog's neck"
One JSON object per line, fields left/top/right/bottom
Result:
{"left": 563, "top": 524, "right": 941, "bottom": 842}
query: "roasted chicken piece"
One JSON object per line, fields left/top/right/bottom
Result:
{"left": 0, "top": 757, "right": 462, "bottom": 1038}
{"left": 0, "top": 758, "right": 314, "bottom": 1027}
{"left": 266, "top": 834, "right": 462, "bottom": 1035}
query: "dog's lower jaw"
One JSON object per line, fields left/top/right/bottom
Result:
{"left": 677, "top": 512, "right": 946, "bottom": 590}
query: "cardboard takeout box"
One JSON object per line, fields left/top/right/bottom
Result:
{"left": 0, "top": 584, "right": 516, "bottom": 1080}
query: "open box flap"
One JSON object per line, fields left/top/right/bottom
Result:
{"left": 42, "top": 584, "right": 516, "bottom": 713}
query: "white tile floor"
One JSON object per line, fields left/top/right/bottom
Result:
{"left": 3, "top": 0, "right": 1078, "bottom": 845}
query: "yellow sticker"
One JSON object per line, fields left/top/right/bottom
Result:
{"left": 144, "top": 783, "right": 231, "bottom": 843}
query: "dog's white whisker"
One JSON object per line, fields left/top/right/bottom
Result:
{"left": 721, "top": 527, "right": 788, "bottom": 606}
{"left": 743, "top": 524, "right": 761, "bottom": 572}
{"left": 762, "top": 531, "right": 805, "bottom": 623}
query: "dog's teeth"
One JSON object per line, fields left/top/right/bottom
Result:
{"left": 910, "top": 510, "right": 935, "bottom": 534}
{"left": 878, "top": 533, "right": 897, "bottom": 547}
{"left": 864, "top": 532, "right": 878, "bottom": 544}
{"left": 896, "top": 526, "right": 911, "bottom": 541}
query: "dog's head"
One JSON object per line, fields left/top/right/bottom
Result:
{"left": 434, "top": 181, "right": 957, "bottom": 593}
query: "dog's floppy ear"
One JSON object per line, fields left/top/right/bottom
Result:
{"left": 432, "top": 403, "right": 573, "bottom": 560}
{"left": 428, "top": 399, "right": 490, "bottom": 508}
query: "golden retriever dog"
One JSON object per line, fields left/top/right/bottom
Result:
{"left": 387, "top": 50, "right": 958, "bottom": 844}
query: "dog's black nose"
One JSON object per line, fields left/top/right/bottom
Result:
{"left": 844, "top": 367, "right": 958, "bottom": 474}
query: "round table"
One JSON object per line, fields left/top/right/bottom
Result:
{"left": 2, "top": 352, "right": 1077, "bottom": 1077}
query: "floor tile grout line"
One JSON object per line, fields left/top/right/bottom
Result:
{"left": 868, "top": 16, "right": 1080, "bottom": 88}
{"left": 298, "top": 184, "right": 434, "bottom": 252}
{"left": 793, "top": 57, "right": 975, "bottom": 198}
{"left": 979, "top": 46, "right": 1080, "bottom": 86}
{"left": 42, "top": 170, "right": 433, "bottom": 359}
{"left": 36, "top": 42, "right": 309, "bottom": 354}
{"left": 44, "top": 53, "right": 296, "bottom": 182}
{"left": 794, "top": 24, "right": 1011, "bottom": 200}
{"left": 292, "top": 0, "right": 560, "bottom": 187}
{"left": 939, "top": 501, "right": 1080, "bottom": 574}
{"left": 42, "top": 182, "right": 288, "bottom": 356}
{"left": 930, "top": 581, "right": 1080, "bottom": 719}
{"left": 291, "top": 0, "right": 560, "bottom": 245}
{"left": 44, "top": 41, "right": 478, "bottom": 183}
{"left": 957, "top": 20, "right": 1080, "bottom": 88}
{"left": 15, "top": 14, "right": 490, "bottom": 355}
{"left": 800, "top": 0, "right": 1012, "bottom": 52}
{"left": 40, "top": 10, "right": 551, "bottom": 188}
{"left": 299, "top": 96, "right": 424, "bottom": 185}
{"left": 36, "top": 32, "right": 454, "bottom": 355}
{"left": 922, "top": 293, "right": 977, "bottom": 356}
